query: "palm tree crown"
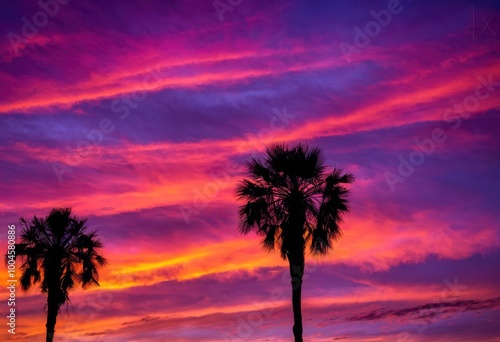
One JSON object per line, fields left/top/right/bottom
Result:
{"left": 237, "top": 143, "right": 354, "bottom": 258}
{"left": 16, "top": 208, "right": 107, "bottom": 298}
{"left": 10, "top": 208, "right": 107, "bottom": 342}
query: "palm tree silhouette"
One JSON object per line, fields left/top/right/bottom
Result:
{"left": 7, "top": 208, "right": 107, "bottom": 342}
{"left": 237, "top": 143, "right": 354, "bottom": 341}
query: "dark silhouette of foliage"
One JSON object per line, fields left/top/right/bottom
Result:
{"left": 5, "top": 208, "right": 107, "bottom": 342}
{"left": 237, "top": 143, "right": 353, "bottom": 341}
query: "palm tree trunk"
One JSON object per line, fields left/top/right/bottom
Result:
{"left": 289, "top": 253, "right": 305, "bottom": 342}
{"left": 46, "top": 292, "right": 59, "bottom": 342}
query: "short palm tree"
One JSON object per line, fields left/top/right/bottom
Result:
{"left": 7, "top": 208, "right": 107, "bottom": 342}
{"left": 237, "top": 143, "right": 354, "bottom": 342}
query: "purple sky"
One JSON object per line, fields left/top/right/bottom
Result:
{"left": 0, "top": 0, "right": 499, "bottom": 341}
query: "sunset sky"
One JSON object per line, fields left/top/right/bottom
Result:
{"left": 0, "top": 0, "right": 499, "bottom": 341}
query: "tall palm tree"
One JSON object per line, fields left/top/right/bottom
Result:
{"left": 236, "top": 143, "right": 354, "bottom": 341}
{"left": 6, "top": 208, "right": 107, "bottom": 342}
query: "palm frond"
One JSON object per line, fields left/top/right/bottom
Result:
{"left": 238, "top": 198, "right": 270, "bottom": 234}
